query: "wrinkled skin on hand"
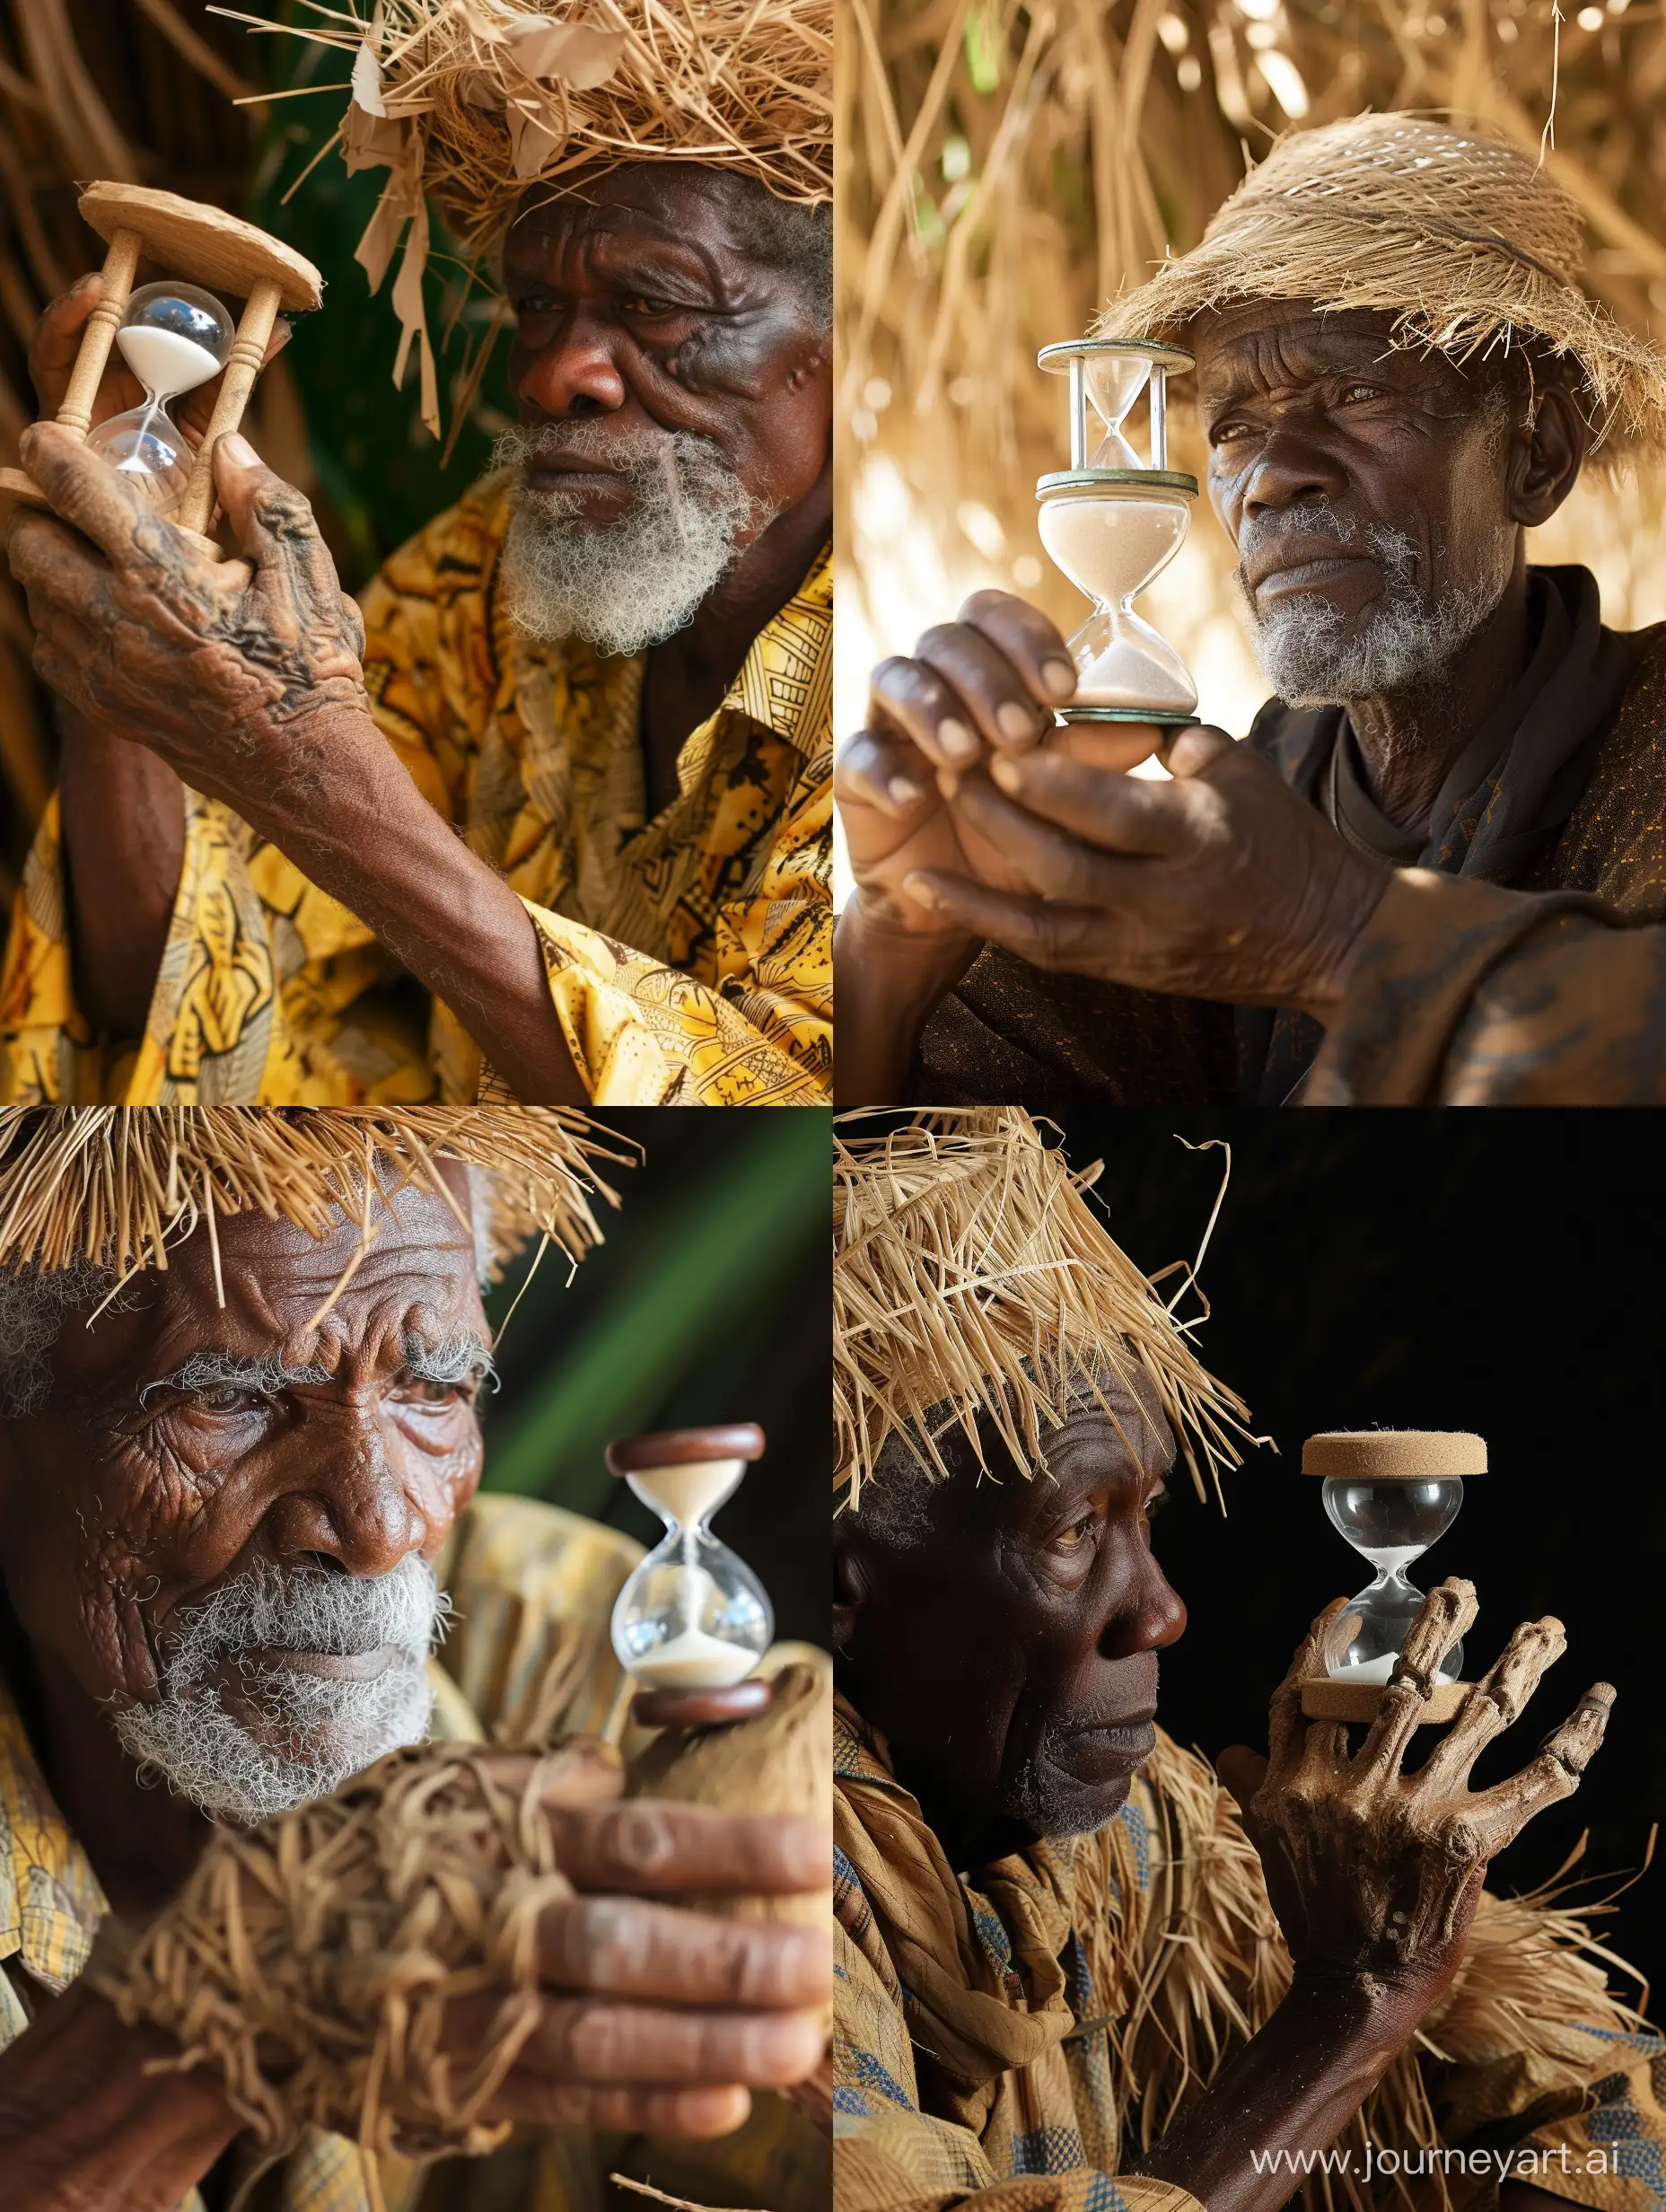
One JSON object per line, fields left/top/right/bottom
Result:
{"left": 1219, "top": 1578, "right": 1615, "bottom": 2012}
{"left": 6, "top": 423, "right": 366, "bottom": 823}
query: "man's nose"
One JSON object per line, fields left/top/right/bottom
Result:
{"left": 261, "top": 1403, "right": 428, "bottom": 1577}
{"left": 1238, "top": 426, "right": 1349, "bottom": 522}
{"left": 516, "top": 316, "right": 627, "bottom": 418}
{"left": 1102, "top": 1558, "right": 1188, "bottom": 1659}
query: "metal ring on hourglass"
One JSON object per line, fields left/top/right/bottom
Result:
{"left": 606, "top": 1423, "right": 766, "bottom": 1473}
{"left": 1037, "top": 469, "right": 1199, "bottom": 496}
{"left": 1037, "top": 338, "right": 1197, "bottom": 376}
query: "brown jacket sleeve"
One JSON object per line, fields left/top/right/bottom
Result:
{"left": 1305, "top": 868, "right": 1666, "bottom": 1104}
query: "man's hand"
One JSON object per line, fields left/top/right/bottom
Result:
{"left": 432, "top": 1757, "right": 829, "bottom": 2139}
{"left": 1219, "top": 1580, "right": 1612, "bottom": 2014}
{"left": 8, "top": 421, "right": 366, "bottom": 812}
{"left": 28, "top": 273, "right": 291, "bottom": 446}
{"left": 902, "top": 723, "right": 1391, "bottom": 1022}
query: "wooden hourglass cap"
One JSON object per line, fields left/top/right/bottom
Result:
{"left": 78, "top": 183, "right": 324, "bottom": 313}
{"left": 607, "top": 1424, "right": 766, "bottom": 1476}
{"left": 1302, "top": 1431, "right": 1487, "bottom": 1479}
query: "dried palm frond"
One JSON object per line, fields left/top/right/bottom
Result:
{"left": 0, "top": 1105, "right": 634, "bottom": 1296}
{"left": 832, "top": 1106, "right": 1264, "bottom": 1510}
{"left": 217, "top": 0, "right": 833, "bottom": 432}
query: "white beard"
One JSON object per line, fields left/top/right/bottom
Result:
{"left": 1238, "top": 501, "right": 1513, "bottom": 707}
{"left": 496, "top": 417, "right": 761, "bottom": 656}
{"left": 112, "top": 1555, "right": 444, "bottom": 1823}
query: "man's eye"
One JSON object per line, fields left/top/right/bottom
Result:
{"left": 195, "top": 1387, "right": 267, "bottom": 1415}
{"left": 1144, "top": 1488, "right": 1170, "bottom": 1520}
{"left": 623, "top": 294, "right": 678, "bottom": 316}
{"left": 1210, "top": 418, "right": 1250, "bottom": 444}
{"left": 1052, "top": 1517, "right": 1096, "bottom": 1552}
{"left": 1342, "top": 382, "right": 1384, "bottom": 403}
{"left": 399, "top": 1377, "right": 469, "bottom": 1405}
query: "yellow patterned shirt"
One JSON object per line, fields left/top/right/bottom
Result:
{"left": 0, "top": 476, "right": 832, "bottom": 1107}
{"left": 0, "top": 1490, "right": 827, "bottom": 2212}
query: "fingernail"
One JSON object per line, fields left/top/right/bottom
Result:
{"left": 990, "top": 757, "right": 1022, "bottom": 793}
{"left": 902, "top": 873, "right": 941, "bottom": 910}
{"left": 996, "top": 700, "right": 1039, "bottom": 743}
{"left": 1042, "top": 658, "right": 1078, "bottom": 700}
{"left": 936, "top": 717, "right": 978, "bottom": 762}
{"left": 935, "top": 768, "right": 960, "bottom": 802}
{"left": 218, "top": 432, "right": 259, "bottom": 468}
{"left": 888, "top": 775, "right": 923, "bottom": 806}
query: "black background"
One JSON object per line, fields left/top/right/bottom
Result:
{"left": 1054, "top": 1108, "right": 1666, "bottom": 2008}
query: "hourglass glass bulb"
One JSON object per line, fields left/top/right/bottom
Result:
{"left": 608, "top": 1425, "right": 774, "bottom": 1690}
{"left": 1303, "top": 1432, "right": 1486, "bottom": 1696}
{"left": 85, "top": 281, "right": 234, "bottom": 514}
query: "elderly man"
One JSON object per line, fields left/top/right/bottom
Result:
{"left": 0, "top": 1107, "right": 829, "bottom": 2212}
{"left": 831, "top": 1108, "right": 1663, "bottom": 2209}
{"left": 836, "top": 116, "right": 1666, "bottom": 1107}
{"left": 2, "top": 0, "right": 832, "bottom": 1110}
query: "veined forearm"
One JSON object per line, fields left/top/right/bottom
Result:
{"left": 833, "top": 896, "right": 974, "bottom": 1106}
{"left": 0, "top": 1982, "right": 238, "bottom": 2211}
{"left": 241, "top": 707, "right": 587, "bottom": 1104}
{"left": 1127, "top": 1973, "right": 1417, "bottom": 2212}
{"left": 58, "top": 710, "right": 185, "bottom": 1038}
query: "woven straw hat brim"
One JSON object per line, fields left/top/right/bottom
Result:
{"left": 1094, "top": 116, "right": 1666, "bottom": 463}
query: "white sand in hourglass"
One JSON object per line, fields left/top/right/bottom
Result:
{"left": 609, "top": 1439, "right": 773, "bottom": 1690}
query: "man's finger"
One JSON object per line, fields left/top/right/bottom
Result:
{"left": 947, "top": 775, "right": 1109, "bottom": 903}
{"left": 916, "top": 622, "right": 1056, "bottom": 753}
{"left": 1265, "top": 1597, "right": 1348, "bottom": 1787}
{"left": 486, "top": 2077, "right": 752, "bottom": 2137}
{"left": 214, "top": 434, "right": 345, "bottom": 629}
{"left": 544, "top": 1801, "right": 828, "bottom": 1896}
{"left": 870, "top": 654, "right": 988, "bottom": 770}
{"left": 537, "top": 1895, "right": 830, "bottom": 2006}
{"left": 28, "top": 275, "right": 104, "bottom": 407}
{"left": 957, "top": 588, "right": 1078, "bottom": 707}
{"left": 444, "top": 1995, "right": 824, "bottom": 2089}
{"left": 1462, "top": 1683, "right": 1615, "bottom": 1856}
{"left": 1355, "top": 1579, "right": 1478, "bottom": 1781}
{"left": 1158, "top": 724, "right": 1237, "bottom": 778}
{"left": 898, "top": 870, "right": 1106, "bottom": 969}
{"left": 18, "top": 422, "right": 155, "bottom": 562}
{"left": 1417, "top": 1618, "right": 1567, "bottom": 1797}
{"left": 836, "top": 727, "right": 941, "bottom": 821}
{"left": 986, "top": 747, "right": 1197, "bottom": 858}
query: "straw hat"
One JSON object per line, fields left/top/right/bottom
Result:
{"left": 0, "top": 1106, "right": 627, "bottom": 1301}
{"left": 1096, "top": 113, "right": 1666, "bottom": 460}
{"left": 832, "top": 1108, "right": 1260, "bottom": 1511}
{"left": 229, "top": 0, "right": 832, "bottom": 434}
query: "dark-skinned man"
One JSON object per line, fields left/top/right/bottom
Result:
{"left": 831, "top": 1110, "right": 1662, "bottom": 2210}
{"left": 836, "top": 115, "right": 1666, "bottom": 1108}
{"left": 0, "top": 1106, "right": 830, "bottom": 2211}
{"left": 2, "top": 0, "right": 832, "bottom": 1110}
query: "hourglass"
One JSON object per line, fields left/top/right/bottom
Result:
{"left": 84, "top": 284, "right": 235, "bottom": 512}
{"left": 0, "top": 180, "right": 321, "bottom": 543}
{"left": 1300, "top": 1430, "right": 1486, "bottom": 1724}
{"left": 1036, "top": 338, "right": 1200, "bottom": 724}
{"left": 609, "top": 1424, "right": 774, "bottom": 1690}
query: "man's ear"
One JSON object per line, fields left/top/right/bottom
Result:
{"left": 1507, "top": 374, "right": 1586, "bottom": 529}
{"left": 833, "top": 1532, "right": 871, "bottom": 1656}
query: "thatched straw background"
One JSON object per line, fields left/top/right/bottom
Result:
{"left": 835, "top": 0, "right": 1666, "bottom": 756}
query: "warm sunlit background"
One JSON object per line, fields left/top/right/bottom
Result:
{"left": 833, "top": 0, "right": 1666, "bottom": 899}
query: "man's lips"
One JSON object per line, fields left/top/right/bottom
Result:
{"left": 1057, "top": 1711, "right": 1158, "bottom": 1776}
{"left": 1247, "top": 550, "right": 1374, "bottom": 600}
{"left": 234, "top": 1644, "right": 405, "bottom": 1681}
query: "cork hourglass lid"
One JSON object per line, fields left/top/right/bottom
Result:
{"left": 1302, "top": 1431, "right": 1487, "bottom": 1479}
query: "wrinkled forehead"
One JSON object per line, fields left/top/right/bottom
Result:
{"left": 1190, "top": 298, "right": 1477, "bottom": 404}
{"left": 46, "top": 1172, "right": 486, "bottom": 1398}
{"left": 506, "top": 162, "right": 759, "bottom": 269}
{"left": 918, "top": 1358, "right": 1176, "bottom": 1531}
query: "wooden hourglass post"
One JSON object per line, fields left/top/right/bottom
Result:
{"left": 56, "top": 229, "right": 144, "bottom": 439}
{"left": 0, "top": 181, "right": 322, "bottom": 538}
{"left": 176, "top": 277, "right": 283, "bottom": 537}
